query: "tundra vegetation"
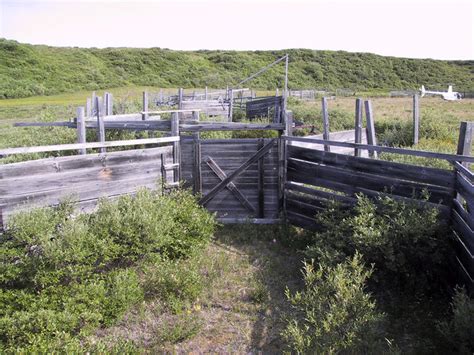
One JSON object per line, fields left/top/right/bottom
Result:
{"left": 0, "top": 86, "right": 473, "bottom": 351}
{"left": 1, "top": 39, "right": 474, "bottom": 99}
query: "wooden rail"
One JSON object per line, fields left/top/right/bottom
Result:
{"left": 284, "top": 136, "right": 474, "bottom": 163}
{"left": 14, "top": 120, "right": 285, "bottom": 132}
{"left": 452, "top": 162, "right": 474, "bottom": 289}
{"left": 0, "top": 136, "right": 179, "bottom": 157}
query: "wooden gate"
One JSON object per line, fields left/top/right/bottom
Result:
{"left": 181, "top": 138, "right": 280, "bottom": 222}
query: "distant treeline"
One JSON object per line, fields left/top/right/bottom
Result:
{"left": 1, "top": 38, "right": 473, "bottom": 99}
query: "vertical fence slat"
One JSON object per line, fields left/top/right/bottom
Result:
{"left": 457, "top": 122, "right": 473, "bottom": 169}
{"left": 171, "top": 112, "right": 180, "bottom": 183}
{"left": 258, "top": 138, "right": 265, "bottom": 218}
{"left": 413, "top": 94, "right": 420, "bottom": 145}
{"left": 228, "top": 89, "right": 234, "bottom": 122}
{"left": 142, "top": 91, "right": 149, "bottom": 121}
{"left": 86, "top": 98, "right": 92, "bottom": 118}
{"left": 95, "top": 97, "right": 106, "bottom": 154}
{"left": 192, "top": 110, "right": 201, "bottom": 193}
{"left": 178, "top": 88, "right": 183, "bottom": 110}
{"left": 364, "top": 100, "right": 377, "bottom": 158}
{"left": 354, "top": 98, "right": 363, "bottom": 157}
{"left": 76, "top": 107, "right": 86, "bottom": 155}
{"left": 321, "top": 97, "right": 330, "bottom": 152}
{"left": 91, "top": 91, "right": 97, "bottom": 116}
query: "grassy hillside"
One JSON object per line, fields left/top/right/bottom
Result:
{"left": 1, "top": 38, "right": 473, "bottom": 99}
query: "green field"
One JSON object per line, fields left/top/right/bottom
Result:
{"left": 1, "top": 88, "right": 472, "bottom": 165}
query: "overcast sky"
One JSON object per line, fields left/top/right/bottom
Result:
{"left": 1, "top": 0, "right": 472, "bottom": 60}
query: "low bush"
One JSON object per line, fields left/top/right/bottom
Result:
{"left": 283, "top": 254, "right": 388, "bottom": 354}
{"left": 0, "top": 188, "right": 216, "bottom": 352}
{"left": 438, "top": 287, "right": 474, "bottom": 354}
{"left": 304, "top": 194, "right": 451, "bottom": 291}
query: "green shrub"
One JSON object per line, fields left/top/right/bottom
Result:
{"left": 438, "top": 287, "right": 474, "bottom": 354}
{"left": 283, "top": 254, "right": 388, "bottom": 354}
{"left": 305, "top": 194, "right": 451, "bottom": 290}
{"left": 0, "top": 188, "right": 216, "bottom": 351}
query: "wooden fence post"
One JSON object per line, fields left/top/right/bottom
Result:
{"left": 92, "top": 91, "right": 96, "bottom": 116}
{"left": 192, "top": 110, "right": 201, "bottom": 193}
{"left": 142, "top": 91, "right": 149, "bottom": 120}
{"left": 364, "top": 100, "right": 377, "bottom": 158}
{"left": 171, "top": 112, "right": 180, "bottom": 182}
{"left": 413, "top": 94, "right": 419, "bottom": 145}
{"left": 354, "top": 98, "right": 363, "bottom": 157}
{"left": 457, "top": 121, "right": 473, "bottom": 169}
{"left": 76, "top": 107, "right": 86, "bottom": 155}
{"left": 228, "top": 89, "right": 234, "bottom": 122}
{"left": 178, "top": 88, "right": 183, "bottom": 110}
{"left": 108, "top": 92, "right": 113, "bottom": 115}
{"left": 86, "top": 98, "right": 92, "bottom": 118}
{"left": 204, "top": 86, "right": 208, "bottom": 101}
{"left": 103, "top": 92, "right": 108, "bottom": 115}
{"left": 95, "top": 97, "right": 106, "bottom": 154}
{"left": 285, "top": 110, "right": 293, "bottom": 137}
{"left": 321, "top": 97, "right": 330, "bottom": 152}
{"left": 257, "top": 138, "right": 265, "bottom": 218}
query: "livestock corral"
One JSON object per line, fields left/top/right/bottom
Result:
{"left": 0, "top": 78, "right": 473, "bottom": 352}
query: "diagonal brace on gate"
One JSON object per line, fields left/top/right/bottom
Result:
{"left": 199, "top": 139, "right": 276, "bottom": 206}
{"left": 204, "top": 156, "right": 256, "bottom": 212}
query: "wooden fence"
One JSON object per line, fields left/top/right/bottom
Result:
{"left": 6, "top": 99, "right": 474, "bottom": 291}
{"left": 282, "top": 134, "right": 473, "bottom": 292}
{"left": 0, "top": 137, "right": 179, "bottom": 226}
{"left": 181, "top": 138, "right": 280, "bottom": 223}
{"left": 452, "top": 162, "right": 474, "bottom": 288}
{"left": 246, "top": 96, "right": 284, "bottom": 122}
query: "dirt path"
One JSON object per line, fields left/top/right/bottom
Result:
{"left": 171, "top": 226, "right": 303, "bottom": 353}
{"left": 93, "top": 225, "right": 303, "bottom": 353}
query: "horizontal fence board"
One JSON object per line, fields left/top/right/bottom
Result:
{"left": 181, "top": 123, "right": 284, "bottom": 132}
{"left": 199, "top": 138, "right": 276, "bottom": 145}
{"left": 453, "top": 199, "right": 474, "bottom": 231}
{"left": 217, "top": 218, "right": 280, "bottom": 224}
{"left": 0, "top": 137, "right": 177, "bottom": 157}
{"left": 455, "top": 256, "right": 474, "bottom": 288}
{"left": 456, "top": 172, "right": 474, "bottom": 213}
{"left": 1, "top": 177, "right": 162, "bottom": 220}
{"left": 286, "top": 197, "right": 324, "bottom": 218}
{"left": 287, "top": 158, "right": 453, "bottom": 205}
{"left": 288, "top": 145, "right": 455, "bottom": 188}
{"left": 452, "top": 231, "right": 474, "bottom": 279}
{"left": 285, "top": 182, "right": 357, "bottom": 205}
{"left": 452, "top": 209, "right": 474, "bottom": 254}
{"left": 287, "top": 171, "right": 450, "bottom": 219}
{"left": 0, "top": 146, "right": 173, "bottom": 179}
{"left": 284, "top": 136, "right": 474, "bottom": 163}
{"left": 454, "top": 162, "right": 474, "bottom": 183}
{"left": 0, "top": 158, "right": 171, "bottom": 196}
{"left": 286, "top": 210, "right": 319, "bottom": 230}
{"left": 285, "top": 189, "right": 349, "bottom": 209}
{"left": 0, "top": 144, "right": 173, "bottom": 226}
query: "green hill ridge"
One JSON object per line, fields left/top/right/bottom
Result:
{"left": 1, "top": 38, "right": 473, "bottom": 99}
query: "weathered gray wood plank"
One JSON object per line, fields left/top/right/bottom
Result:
{"left": 204, "top": 156, "right": 256, "bottom": 212}
{"left": 287, "top": 158, "right": 453, "bottom": 205}
{"left": 288, "top": 145, "right": 455, "bottom": 188}
{"left": 0, "top": 137, "right": 178, "bottom": 157}
{"left": 284, "top": 136, "right": 474, "bottom": 163}
{"left": 199, "top": 139, "right": 276, "bottom": 205}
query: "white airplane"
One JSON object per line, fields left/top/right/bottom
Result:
{"left": 420, "top": 85, "right": 462, "bottom": 101}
